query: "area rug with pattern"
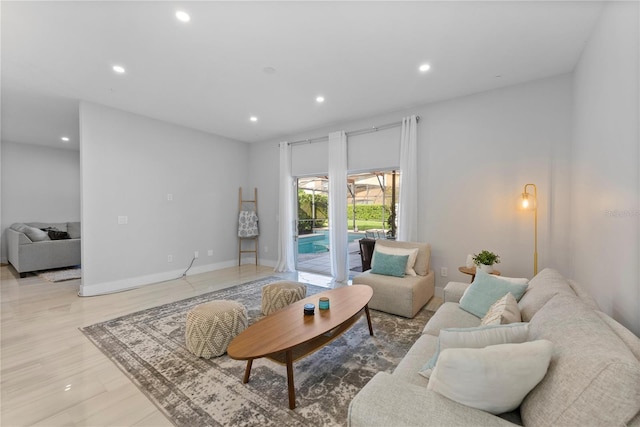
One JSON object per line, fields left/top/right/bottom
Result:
{"left": 80, "top": 276, "right": 435, "bottom": 426}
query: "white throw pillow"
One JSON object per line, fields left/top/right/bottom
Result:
{"left": 418, "top": 323, "right": 529, "bottom": 379}
{"left": 481, "top": 293, "right": 522, "bottom": 325}
{"left": 427, "top": 340, "right": 553, "bottom": 414}
{"left": 372, "top": 245, "right": 419, "bottom": 276}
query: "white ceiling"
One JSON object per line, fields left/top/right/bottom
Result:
{"left": 1, "top": 1, "right": 604, "bottom": 149}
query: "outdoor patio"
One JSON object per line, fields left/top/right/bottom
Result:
{"left": 297, "top": 239, "right": 364, "bottom": 279}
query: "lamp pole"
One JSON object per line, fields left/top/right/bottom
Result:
{"left": 522, "top": 183, "right": 538, "bottom": 275}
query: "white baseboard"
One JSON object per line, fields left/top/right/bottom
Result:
{"left": 256, "top": 258, "right": 276, "bottom": 268}
{"left": 186, "top": 260, "right": 238, "bottom": 276}
{"left": 78, "top": 256, "right": 280, "bottom": 297}
{"left": 79, "top": 259, "right": 238, "bottom": 297}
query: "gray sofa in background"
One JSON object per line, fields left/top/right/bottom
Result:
{"left": 7, "top": 222, "right": 81, "bottom": 278}
{"left": 348, "top": 268, "right": 640, "bottom": 426}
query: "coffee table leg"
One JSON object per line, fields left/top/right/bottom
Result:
{"left": 243, "top": 359, "right": 253, "bottom": 383}
{"left": 286, "top": 349, "right": 296, "bottom": 409}
{"left": 364, "top": 304, "right": 374, "bottom": 336}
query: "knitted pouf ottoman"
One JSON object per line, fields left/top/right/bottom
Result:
{"left": 185, "top": 300, "right": 248, "bottom": 358}
{"left": 261, "top": 281, "right": 307, "bottom": 315}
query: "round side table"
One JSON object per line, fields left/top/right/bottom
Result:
{"left": 458, "top": 266, "right": 501, "bottom": 282}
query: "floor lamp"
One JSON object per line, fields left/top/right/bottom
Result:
{"left": 521, "top": 183, "right": 538, "bottom": 275}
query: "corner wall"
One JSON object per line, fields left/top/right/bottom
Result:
{"left": 571, "top": 1, "right": 640, "bottom": 335}
{"left": 79, "top": 102, "right": 250, "bottom": 296}
{"left": 0, "top": 141, "right": 81, "bottom": 263}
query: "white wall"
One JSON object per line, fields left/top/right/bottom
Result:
{"left": 572, "top": 1, "right": 640, "bottom": 335}
{"left": 0, "top": 141, "right": 80, "bottom": 263}
{"left": 250, "top": 74, "right": 573, "bottom": 291}
{"left": 79, "top": 102, "right": 250, "bottom": 296}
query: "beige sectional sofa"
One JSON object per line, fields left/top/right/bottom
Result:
{"left": 348, "top": 268, "right": 640, "bottom": 426}
{"left": 352, "top": 240, "right": 434, "bottom": 318}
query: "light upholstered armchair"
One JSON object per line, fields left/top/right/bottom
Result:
{"left": 352, "top": 240, "right": 434, "bottom": 318}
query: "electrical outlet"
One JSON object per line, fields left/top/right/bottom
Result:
{"left": 117, "top": 215, "right": 128, "bottom": 225}
{"left": 264, "top": 246, "right": 269, "bottom": 253}
{"left": 168, "top": 254, "right": 173, "bottom": 262}
{"left": 207, "top": 249, "right": 213, "bottom": 256}
{"left": 194, "top": 251, "right": 199, "bottom": 259}
{"left": 167, "top": 193, "right": 173, "bottom": 201}
{"left": 441, "top": 267, "right": 448, "bottom": 277}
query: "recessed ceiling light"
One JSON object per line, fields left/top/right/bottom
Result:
{"left": 316, "top": 96, "right": 325, "bottom": 103}
{"left": 250, "top": 116, "right": 258, "bottom": 122}
{"left": 176, "top": 11, "right": 190, "bottom": 22}
{"left": 418, "top": 63, "right": 431, "bottom": 73}
{"left": 61, "top": 137, "right": 70, "bottom": 142}
{"left": 112, "top": 65, "right": 126, "bottom": 74}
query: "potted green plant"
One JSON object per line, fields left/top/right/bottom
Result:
{"left": 473, "top": 250, "right": 501, "bottom": 273}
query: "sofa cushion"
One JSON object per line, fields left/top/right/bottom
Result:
{"left": 459, "top": 270, "right": 528, "bottom": 318}
{"left": 517, "top": 268, "right": 575, "bottom": 321}
{"left": 422, "top": 302, "right": 482, "bottom": 336}
{"left": 10, "top": 223, "right": 28, "bottom": 233}
{"left": 370, "top": 252, "right": 409, "bottom": 277}
{"left": 374, "top": 240, "right": 430, "bottom": 275}
{"left": 372, "top": 245, "right": 418, "bottom": 276}
{"left": 521, "top": 294, "right": 640, "bottom": 427}
{"left": 67, "top": 222, "right": 81, "bottom": 239}
{"left": 567, "top": 279, "right": 599, "bottom": 309}
{"left": 481, "top": 293, "right": 521, "bottom": 325}
{"left": 23, "top": 226, "right": 50, "bottom": 242}
{"left": 427, "top": 340, "right": 553, "bottom": 415}
{"left": 27, "top": 222, "right": 68, "bottom": 232}
{"left": 10, "top": 223, "right": 37, "bottom": 243}
{"left": 348, "top": 372, "right": 518, "bottom": 427}
{"left": 393, "top": 333, "right": 437, "bottom": 387}
{"left": 419, "top": 323, "right": 530, "bottom": 378}
{"left": 596, "top": 310, "right": 640, "bottom": 362}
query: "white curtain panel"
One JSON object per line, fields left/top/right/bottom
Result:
{"left": 328, "top": 131, "right": 349, "bottom": 283}
{"left": 275, "top": 142, "right": 296, "bottom": 272}
{"left": 398, "top": 115, "right": 419, "bottom": 242}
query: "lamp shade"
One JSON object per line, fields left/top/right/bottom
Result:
{"left": 520, "top": 192, "right": 536, "bottom": 210}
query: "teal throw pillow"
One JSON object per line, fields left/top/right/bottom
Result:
{"left": 459, "top": 270, "right": 529, "bottom": 318}
{"left": 370, "top": 252, "right": 409, "bottom": 278}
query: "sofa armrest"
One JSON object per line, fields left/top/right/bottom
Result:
{"left": 6, "top": 229, "right": 29, "bottom": 270}
{"left": 444, "top": 281, "right": 470, "bottom": 303}
{"left": 348, "top": 372, "right": 516, "bottom": 427}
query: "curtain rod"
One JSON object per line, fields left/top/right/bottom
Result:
{"left": 288, "top": 115, "right": 420, "bottom": 146}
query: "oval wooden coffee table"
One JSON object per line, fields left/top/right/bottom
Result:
{"left": 228, "top": 284, "right": 374, "bottom": 409}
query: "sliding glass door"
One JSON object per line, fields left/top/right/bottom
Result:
{"left": 295, "top": 176, "right": 330, "bottom": 274}
{"left": 347, "top": 170, "right": 399, "bottom": 239}
{"left": 293, "top": 170, "right": 400, "bottom": 276}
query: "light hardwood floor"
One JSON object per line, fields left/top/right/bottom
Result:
{"left": 0, "top": 264, "right": 441, "bottom": 426}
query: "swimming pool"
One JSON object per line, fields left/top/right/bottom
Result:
{"left": 298, "top": 230, "right": 365, "bottom": 254}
